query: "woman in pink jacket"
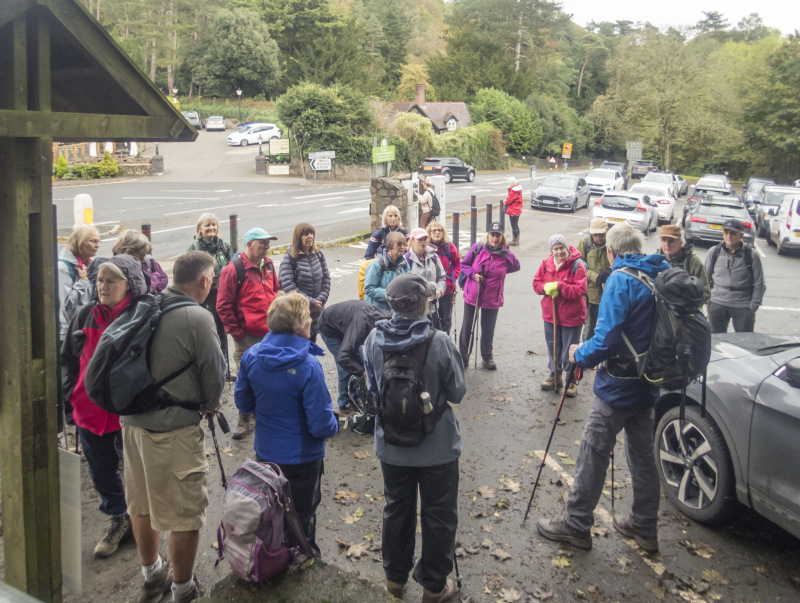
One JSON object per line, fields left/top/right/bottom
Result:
{"left": 458, "top": 221, "right": 520, "bottom": 370}
{"left": 503, "top": 176, "right": 523, "bottom": 246}
{"left": 533, "top": 234, "right": 588, "bottom": 396}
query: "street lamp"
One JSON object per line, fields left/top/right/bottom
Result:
{"left": 258, "top": 135, "right": 263, "bottom": 156}
{"left": 236, "top": 87, "right": 242, "bottom": 122}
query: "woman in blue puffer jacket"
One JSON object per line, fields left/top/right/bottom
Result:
{"left": 235, "top": 291, "right": 339, "bottom": 556}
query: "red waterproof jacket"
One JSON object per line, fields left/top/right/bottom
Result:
{"left": 217, "top": 254, "right": 280, "bottom": 340}
{"left": 504, "top": 184, "right": 523, "bottom": 216}
{"left": 532, "top": 246, "right": 588, "bottom": 327}
{"left": 433, "top": 241, "right": 461, "bottom": 295}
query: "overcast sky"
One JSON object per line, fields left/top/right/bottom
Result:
{"left": 560, "top": 0, "right": 798, "bottom": 36}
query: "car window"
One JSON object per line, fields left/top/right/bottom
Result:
{"left": 631, "top": 186, "right": 665, "bottom": 197}
{"left": 602, "top": 195, "right": 638, "bottom": 208}
{"left": 696, "top": 204, "right": 749, "bottom": 219}
{"left": 578, "top": 179, "right": 586, "bottom": 186}
{"left": 588, "top": 169, "right": 615, "bottom": 179}
{"left": 542, "top": 176, "right": 577, "bottom": 189}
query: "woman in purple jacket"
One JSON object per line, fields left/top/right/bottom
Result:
{"left": 458, "top": 221, "right": 520, "bottom": 370}
{"left": 111, "top": 230, "right": 168, "bottom": 294}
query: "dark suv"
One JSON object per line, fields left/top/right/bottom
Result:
{"left": 631, "top": 160, "right": 657, "bottom": 179}
{"left": 601, "top": 161, "right": 628, "bottom": 189}
{"left": 419, "top": 158, "right": 476, "bottom": 183}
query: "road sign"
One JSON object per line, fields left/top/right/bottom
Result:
{"left": 268, "top": 165, "right": 290, "bottom": 175}
{"left": 310, "top": 158, "right": 331, "bottom": 171}
{"left": 626, "top": 141, "right": 642, "bottom": 162}
{"left": 562, "top": 143, "right": 572, "bottom": 159}
{"left": 548, "top": 156, "right": 557, "bottom": 164}
{"left": 308, "top": 150, "right": 335, "bottom": 159}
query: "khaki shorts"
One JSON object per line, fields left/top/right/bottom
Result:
{"left": 123, "top": 424, "right": 209, "bottom": 532}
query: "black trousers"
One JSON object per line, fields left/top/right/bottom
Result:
{"left": 257, "top": 455, "right": 324, "bottom": 555}
{"left": 78, "top": 427, "right": 127, "bottom": 517}
{"left": 508, "top": 214, "right": 520, "bottom": 238}
{"left": 437, "top": 293, "right": 455, "bottom": 335}
{"left": 381, "top": 460, "right": 459, "bottom": 593}
{"left": 707, "top": 302, "right": 755, "bottom": 334}
{"left": 458, "top": 302, "right": 499, "bottom": 363}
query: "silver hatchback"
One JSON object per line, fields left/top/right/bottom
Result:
{"left": 590, "top": 191, "right": 659, "bottom": 234}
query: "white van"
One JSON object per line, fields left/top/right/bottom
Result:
{"left": 769, "top": 194, "right": 800, "bottom": 255}
{"left": 227, "top": 123, "right": 281, "bottom": 147}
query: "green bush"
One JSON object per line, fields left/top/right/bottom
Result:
{"left": 61, "top": 170, "right": 78, "bottom": 180}
{"left": 431, "top": 123, "right": 507, "bottom": 170}
{"left": 180, "top": 99, "right": 283, "bottom": 129}
{"left": 70, "top": 163, "right": 102, "bottom": 179}
{"left": 55, "top": 155, "right": 69, "bottom": 179}
{"left": 98, "top": 151, "right": 119, "bottom": 178}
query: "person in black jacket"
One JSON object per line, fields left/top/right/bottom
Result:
{"left": 318, "top": 300, "right": 390, "bottom": 414}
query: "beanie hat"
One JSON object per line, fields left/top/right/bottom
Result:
{"left": 548, "top": 234, "right": 568, "bottom": 253}
{"left": 385, "top": 273, "right": 437, "bottom": 314}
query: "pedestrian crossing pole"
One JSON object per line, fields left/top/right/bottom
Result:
{"left": 470, "top": 195, "right": 477, "bottom": 246}
{"left": 486, "top": 203, "right": 493, "bottom": 232}
{"left": 453, "top": 212, "right": 460, "bottom": 249}
{"left": 230, "top": 214, "right": 238, "bottom": 253}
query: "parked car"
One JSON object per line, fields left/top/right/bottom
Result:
{"left": 629, "top": 182, "right": 676, "bottom": 224}
{"left": 227, "top": 123, "right": 281, "bottom": 147}
{"left": 684, "top": 198, "right": 754, "bottom": 246}
{"left": 653, "top": 332, "right": 800, "bottom": 540}
{"left": 642, "top": 171, "right": 681, "bottom": 198}
{"left": 182, "top": 111, "right": 203, "bottom": 129}
{"left": 742, "top": 177, "right": 774, "bottom": 213}
{"left": 419, "top": 157, "right": 475, "bottom": 183}
{"left": 530, "top": 175, "right": 591, "bottom": 212}
{"left": 601, "top": 161, "right": 629, "bottom": 189}
{"left": 630, "top": 160, "right": 657, "bottom": 179}
{"left": 590, "top": 191, "right": 659, "bottom": 234}
{"left": 768, "top": 194, "right": 800, "bottom": 255}
{"left": 205, "top": 116, "right": 226, "bottom": 131}
{"left": 681, "top": 186, "right": 739, "bottom": 227}
{"left": 695, "top": 174, "right": 733, "bottom": 192}
{"left": 754, "top": 184, "right": 800, "bottom": 238}
{"left": 585, "top": 168, "right": 625, "bottom": 196}
{"left": 676, "top": 175, "right": 689, "bottom": 196}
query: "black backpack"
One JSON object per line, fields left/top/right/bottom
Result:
{"left": 618, "top": 267, "right": 711, "bottom": 390}
{"left": 429, "top": 189, "right": 441, "bottom": 218}
{"left": 377, "top": 329, "right": 444, "bottom": 447}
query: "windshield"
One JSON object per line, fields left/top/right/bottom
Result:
{"left": 602, "top": 195, "right": 638, "bottom": 209}
{"left": 541, "top": 177, "right": 575, "bottom": 189}
{"left": 588, "top": 169, "right": 615, "bottom": 180}
{"left": 746, "top": 181, "right": 769, "bottom": 194}
{"left": 631, "top": 186, "right": 665, "bottom": 196}
{"left": 644, "top": 174, "right": 670, "bottom": 184}
{"left": 763, "top": 190, "right": 795, "bottom": 206}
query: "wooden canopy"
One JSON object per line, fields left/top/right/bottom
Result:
{"left": 0, "top": 1, "right": 196, "bottom": 601}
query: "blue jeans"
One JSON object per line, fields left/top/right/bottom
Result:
{"left": 78, "top": 427, "right": 127, "bottom": 517}
{"left": 320, "top": 333, "right": 360, "bottom": 409}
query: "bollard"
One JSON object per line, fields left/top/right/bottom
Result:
{"left": 255, "top": 155, "right": 266, "bottom": 175}
{"left": 141, "top": 224, "right": 151, "bottom": 241}
{"left": 72, "top": 193, "right": 94, "bottom": 228}
{"left": 486, "top": 203, "right": 493, "bottom": 232}
{"left": 470, "top": 195, "right": 477, "bottom": 246}
{"left": 230, "top": 214, "right": 238, "bottom": 254}
{"left": 452, "top": 212, "right": 460, "bottom": 249}
{"left": 499, "top": 202, "right": 506, "bottom": 233}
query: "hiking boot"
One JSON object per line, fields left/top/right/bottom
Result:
{"left": 510, "top": 235, "right": 520, "bottom": 246}
{"left": 171, "top": 576, "right": 202, "bottom": 603}
{"left": 137, "top": 560, "right": 172, "bottom": 603}
{"left": 541, "top": 372, "right": 556, "bottom": 390}
{"left": 556, "top": 372, "right": 564, "bottom": 389}
{"left": 537, "top": 518, "right": 592, "bottom": 550}
{"left": 482, "top": 357, "right": 497, "bottom": 370}
{"left": 422, "top": 578, "right": 457, "bottom": 603}
{"left": 565, "top": 382, "right": 577, "bottom": 398}
{"left": 461, "top": 355, "right": 469, "bottom": 369}
{"left": 613, "top": 514, "right": 659, "bottom": 553}
{"left": 231, "top": 413, "right": 250, "bottom": 440}
{"left": 94, "top": 513, "right": 132, "bottom": 558}
{"left": 385, "top": 580, "right": 407, "bottom": 600}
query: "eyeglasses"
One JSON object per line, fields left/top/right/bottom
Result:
{"left": 430, "top": 228, "right": 443, "bottom": 233}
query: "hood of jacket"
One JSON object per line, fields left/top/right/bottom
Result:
{"left": 613, "top": 253, "right": 670, "bottom": 278}
{"left": 97, "top": 254, "right": 148, "bottom": 298}
{"left": 253, "top": 331, "right": 324, "bottom": 371}
{"left": 372, "top": 315, "right": 432, "bottom": 353}
{"left": 406, "top": 247, "right": 438, "bottom": 267}
{"left": 509, "top": 184, "right": 523, "bottom": 193}
{"left": 380, "top": 248, "right": 407, "bottom": 271}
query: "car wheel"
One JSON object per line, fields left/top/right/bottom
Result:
{"left": 654, "top": 406, "right": 736, "bottom": 524}
{"left": 240, "top": 139, "right": 249, "bottom": 147}
{"left": 570, "top": 199, "right": 577, "bottom": 213}
{"left": 767, "top": 230, "right": 776, "bottom": 246}
{"left": 467, "top": 170, "right": 475, "bottom": 182}
{"left": 443, "top": 170, "right": 452, "bottom": 184}
{"left": 777, "top": 238, "right": 787, "bottom": 255}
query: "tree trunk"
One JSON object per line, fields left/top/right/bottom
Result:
{"left": 150, "top": 38, "right": 157, "bottom": 83}
{"left": 96, "top": 0, "right": 100, "bottom": 21}
{"left": 515, "top": 11, "right": 523, "bottom": 72}
{"left": 577, "top": 52, "right": 589, "bottom": 97}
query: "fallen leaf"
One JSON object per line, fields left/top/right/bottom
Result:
{"left": 211, "top": 541, "right": 218, "bottom": 550}
{"left": 345, "top": 543, "right": 368, "bottom": 560}
{"left": 334, "top": 490, "right": 359, "bottom": 505}
{"left": 354, "top": 450, "right": 369, "bottom": 459}
{"left": 501, "top": 478, "right": 520, "bottom": 494}
{"left": 754, "top": 566, "right": 769, "bottom": 575}
{"left": 341, "top": 513, "right": 359, "bottom": 524}
{"left": 561, "top": 457, "right": 576, "bottom": 466}
{"left": 481, "top": 524, "right": 492, "bottom": 532}
{"left": 481, "top": 538, "right": 493, "bottom": 548}
{"left": 300, "top": 558, "right": 315, "bottom": 570}
{"left": 645, "top": 582, "right": 666, "bottom": 601}
{"left": 221, "top": 445, "right": 232, "bottom": 453}
{"left": 492, "top": 396, "right": 506, "bottom": 402}
{"left": 532, "top": 586, "right": 554, "bottom": 600}
{"left": 498, "top": 586, "right": 522, "bottom": 602}
{"left": 477, "top": 485, "right": 496, "bottom": 499}
{"left": 617, "top": 556, "right": 633, "bottom": 567}
{"left": 556, "top": 452, "right": 569, "bottom": 458}
{"left": 701, "top": 569, "right": 728, "bottom": 586}
{"left": 552, "top": 556, "right": 571, "bottom": 568}
{"left": 464, "top": 545, "right": 480, "bottom": 555}
{"left": 491, "top": 548, "right": 512, "bottom": 561}
{"left": 576, "top": 590, "right": 586, "bottom": 600}
{"left": 679, "top": 540, "right": 716, "bottom": 558}
{"left": 204, "top": 447, "right": 214, "bottom": 457}
{"left": 526, "top": 451, "right": 536, "bottom": 458}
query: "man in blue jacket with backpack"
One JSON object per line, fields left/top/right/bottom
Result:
{"left": 537, "top": 224, "right": 669, "bottom": 554}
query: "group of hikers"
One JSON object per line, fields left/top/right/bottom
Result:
{"left": 54, "top": 178, "right": 767, "bottom": 602}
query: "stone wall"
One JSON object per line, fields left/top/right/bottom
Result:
{"left": 369, "top": 178, "right": 408, "bottom": 232}
{"left": 119, "top": 161, "right": 152, "bottom": 176}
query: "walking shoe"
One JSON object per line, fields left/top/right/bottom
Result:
{"left": 231, "top": 413, "right": 250, "bottom": 440}
{"left": 537, "top": 518, "right": 592, "bottom": 550}
{"left": 482, "top": 357, "right": 497, "bottom": 370}
{"left": 565, "top": 382, "right": 577, "bottom": 397}
{"left": 541, "top": 372, "right": 556, "bottom": 390}
{"left": 613, "top": 514, "right": 659, "bottom": 553}
{"left": 137, "top": 560, "right": 172, "bottom": 603}
{"left": 171, "top": 576, "right": 202, "bottom": 603}
{"left": 385, "top": 579, "right": 407, "bottom": 600}
{"left": 421, "top": 578, "right": 456, "bottom": 603}
{"left": 94, "top": 514, "right": 132, "bottom": 558}
{"left": 462, "top": 356, "right": 469, "bottom": 369}
{"left": 556, "top": 372, "right": 564, "bottom": 390}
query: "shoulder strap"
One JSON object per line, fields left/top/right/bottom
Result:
{"left": 232, "top": 255, "right": 246, "bottom": 293}
{"left": 707, "top": 244, "right": 722, "bottom": 288}
{"left": 193, "top": 239, "right": 201, "bottom": 251}
{"left": 684, "top": 254, "right": 692, "bottom": 273}
{"left": 376, "top": 254, "right": 388, "bottom": 272}
{"left": 584, "top": 235, "right": 593, "bottom": 251}
{"left": 743, "top": 244, "right": 753, "bottom": 274}
{"left": 59, "top": 258, "right": 78, "bottom": 282}
{"left": 220, "top": 240, "right": 231, "bottom": 262}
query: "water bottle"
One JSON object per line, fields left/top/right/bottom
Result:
{"left": 421, "top": 392, "right": 435, "bottom": 434}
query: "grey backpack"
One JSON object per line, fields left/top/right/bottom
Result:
{"left": 84, "top": 294, "right": 200, "bottom": 415}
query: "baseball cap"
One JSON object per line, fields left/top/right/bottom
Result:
{"left": 409, "top": 228, "right": 429, "bottom": 239}
{"left": 487, "top": 221, "right": 504, "bottom": 234}
{"left": 659, "top": 225, "right": 682, "bottom": 239}
{"left": 588, "top": 218, "right": 609, "bottom": 235}
{"left": 243, "top": 228, "right": 277, "bottom": 244}
{"left": 722, "top": 219, "right": 745, "bottom": 233}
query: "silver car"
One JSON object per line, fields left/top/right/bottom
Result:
{"left": 654, "top": 333, "right": 800, "bottom": 538}
{"left": 530, "top": 175, "right": 591, "bottom": 212}
{"left": 629, "top": 182, "right": 676, "bottom": 224}
{"left": 590, "top": 191, "right": 658, "bottom": 234}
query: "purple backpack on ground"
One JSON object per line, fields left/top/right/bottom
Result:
{"left": 216, "top": 459, "right": 313, "bottom": 583}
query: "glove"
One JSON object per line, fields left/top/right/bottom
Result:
{"left": 597, "top": 268, "right": 613, "bottom": 290}
{"left": 543, "top": 281, "right": 559, "bottom": 298}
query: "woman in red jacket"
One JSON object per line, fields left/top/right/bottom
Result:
{"left": 503, "top": 176, "right": 523, "bottom": 246}
{"left": 533, "top": 234, "right": 587, "bottom": 396}
{"left": 427, "top": 220, "right": 461, "bottom": 335}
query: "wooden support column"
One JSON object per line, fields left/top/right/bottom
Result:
{"left": 0, "top": 11, "right": 62, "bottom": 602}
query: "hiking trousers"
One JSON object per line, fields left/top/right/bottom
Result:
{"left": 381, "top": 460, "right": 458, "bottom": 594}
{"left": 458, "top": 303, "right": 498, "bottom": 363}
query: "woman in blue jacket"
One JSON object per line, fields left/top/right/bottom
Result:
{"left": 234, "top": 291, "right": 338, "bottom": 555}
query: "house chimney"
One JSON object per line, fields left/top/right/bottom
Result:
{"left": 415, "top": 83, "right": 426, "bottom": 106}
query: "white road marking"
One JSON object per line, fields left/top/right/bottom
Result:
{"left": 122, "top": 196, "right": 220, "bottom": 201}
{"left": 753, "top": 241, "right": 767, "bottom": 258}
{"left": 325, "top": 199, "right": 371, "bottom": 207}
{"left": 257, "top": 204, "right": 280, "bottom": 208}
{"left": 163, "top": 202, "right": 255, "bottom": 216}
{"left": 159, "top": 189, "right": 233, "bottom": 193}
{"left": 338, "top": 207, "right": 369, "bottom": 215}
{"left": 292, "top": 189, "right": 366, "bottom": 199}
{"left": 760, "top": 306, "right": 800, "bottom": 312}
{"left": 93, "top": 220, "right": 120, "bottom": 226}
{"left": 349, "top": 242, "right": 369, "bottom": 249}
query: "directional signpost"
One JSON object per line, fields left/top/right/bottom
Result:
{"left": 309, "top": 150, "right": 336, "bottom": 159}
{"left": 310, "top": 158, "right": 332, "bottom": 171}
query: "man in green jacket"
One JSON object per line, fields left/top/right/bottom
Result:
{"left": 657, "top": 225, "right": 711, "bottom": 305}
{"left": 578, "top": 218, "right": 611, "bottom": 343}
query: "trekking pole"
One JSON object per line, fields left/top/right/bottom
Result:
{"left": 610, "top": 448, "right": 615, "bottom": 514}
{"left": 207, "top": 413, "right": 229, "bottom": 489}
{"left": 523, "top": 362, "right": 581, "bottom": 522}
{"left": 452, "top": 291, "right": 458, "bottom": 344}
{"left": 452, "top": 536, "right": 463, "bottom": 601}
{"left": 552, "top": 301, "right": 560, "bottom": 394}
